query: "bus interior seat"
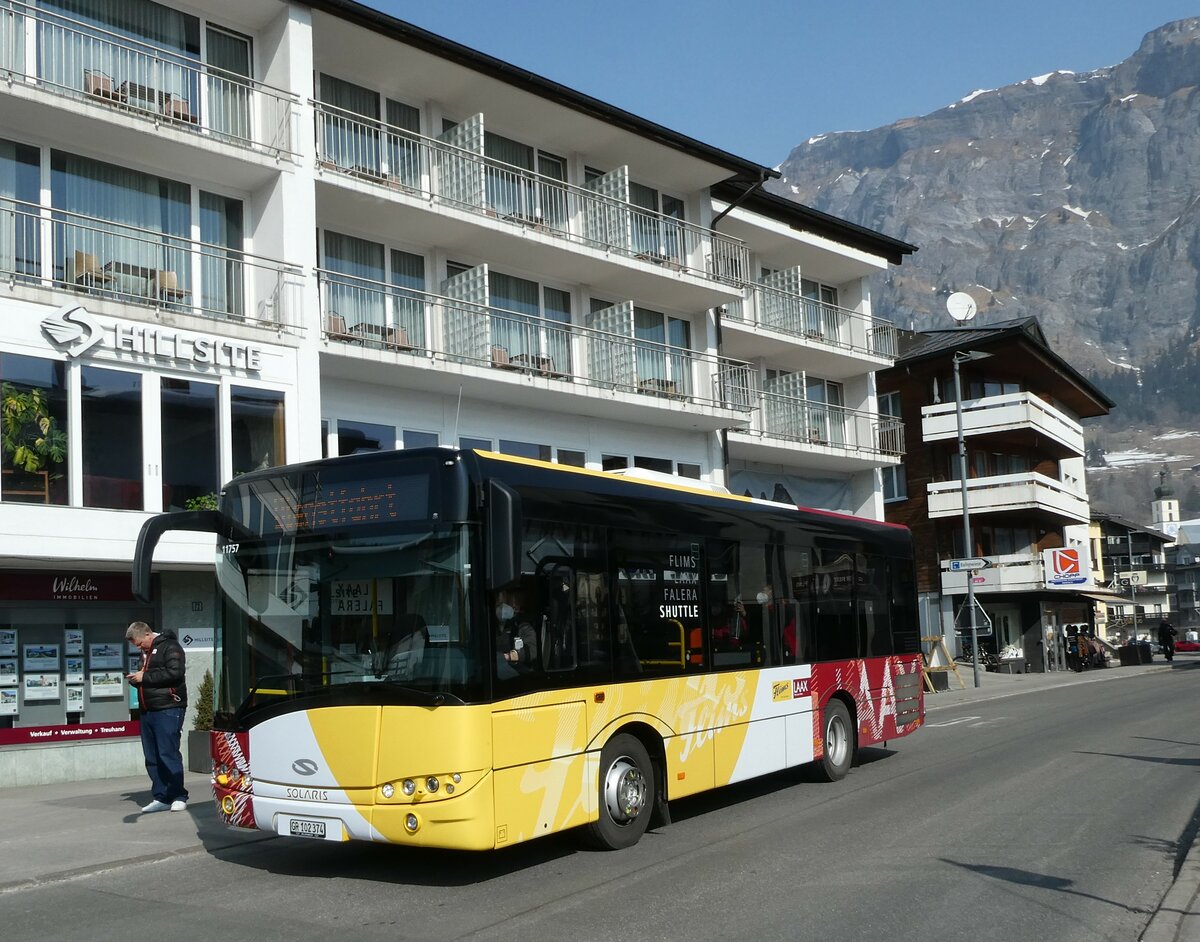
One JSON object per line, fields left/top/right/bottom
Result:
{"left": 385, "top": 614, "right": 428, "bottom": 675}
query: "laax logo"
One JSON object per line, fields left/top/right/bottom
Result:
{"left": 40, "top": 304, "right": 103, "bottom": 358}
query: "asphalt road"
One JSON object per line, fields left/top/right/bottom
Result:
{"left": 4, "top": 664, "right": 1198, "bottom": 942}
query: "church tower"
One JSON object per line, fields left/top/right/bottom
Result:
{"left": 1151, "top": 465, "right": 1180, "bottom": 540}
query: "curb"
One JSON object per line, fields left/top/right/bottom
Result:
{"left": 1141, "top": 832, "right": 1200, "bottom": 941}
{"left": 0, "top": 832, "right": 275, "bottom": 896}
{"left": 924, "top": 664, "right": 1175, "bottom": 712}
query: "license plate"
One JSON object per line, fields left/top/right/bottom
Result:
{"left": 288, "top": 817, "right": 326, "bottom": 839}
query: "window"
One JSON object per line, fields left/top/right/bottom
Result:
{"left": 200, "top": 191, "right": 244, "bottom": 317}
{"left": 231, "top": 386, "right": 284, "bottom": 473}
{"left": 0, "top": 354, "right": 69, "bottom": 505}
{"left": 634, "top": 307, "right": 692, "bottom": 395}
{"left": 484, "top": 131, "right": 566, "bottom": 228}
{"left": 882, "top": 466, "right": 907, "bottom": 502}
{"left": 51, "top": 151, "right": 190, "bottom": 301}
{"left": 323, "top": 231, "right": 385, "bottom": 330}
{"left": 602, "top": 455, "right": 628, "bottom": 472}
{"left": 556, "top": 449, "right": 585, "bottom": 468}
{"left": 402, "top": 430, "right": 438, "bottom": 449}
{"left": 337, "top": 420, "right": 394, "bottom": 456}
{"left": 0, "top": 138, "right": 40, "bottom": 280}
{"left": 612, "top": 529, "right": 704, "bottom": 676}
{"left": 205, "top": 26, "right": 252, "bottom": 139}
{"left": 677, "top": 463, "right": 701, "bottom": 480}
{"left": 460, "top": 436, "right": 491, "bottom": 452}
{"left": 80, "top": 366, "right": 141, "bottom": 510}
{"left": 488, "top": 271, "right": 573, "bottom": 374}
{"left": 500, "top": 440, "right": 551, "bottom": 462}
{"left": 801, "top": 278, "right": 838, "bottom": 335}
{"left": 633, "top": 455, "right": 672, "bottom": 475}
{"left": 629, "top": 181, "right": 686, "bottom": 263}
{"left": 390, "top": 249, "right": 426, "bottom": 348}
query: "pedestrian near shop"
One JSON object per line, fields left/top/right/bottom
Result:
{"left": 1158, "top": 619, "right": 1177, "bottom": 662}
{"left": 125, "top": 621, "right": 190, "bottom": 813}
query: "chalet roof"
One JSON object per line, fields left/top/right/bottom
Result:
{"left": 888, "top": 316, "right": 1115, "bottom": 417}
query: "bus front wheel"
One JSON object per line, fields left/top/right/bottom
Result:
{"left": 815, "top": 699, "right": 855, "bottom": 782}
{"left": 584, "top": 733, "right": 655, "bottom": 850}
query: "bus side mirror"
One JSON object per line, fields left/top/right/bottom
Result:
{"left": 486, "top": 479, "right": 521, "bottom": 589}
{"left": 132, "top": 510, "right": 223, "bottom": 602}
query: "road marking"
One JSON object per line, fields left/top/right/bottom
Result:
{"left": 924, "top": 716, "right": 981, "bottom": 727}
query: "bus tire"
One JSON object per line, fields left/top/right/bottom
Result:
{"left": 815, "top": 699, "right": 854, "bottom": 783}
{"left": 584, "top": 733, "right": 655, "bottom": 850}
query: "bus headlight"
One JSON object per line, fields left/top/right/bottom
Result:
{"left": 381, "top": 783, "right": 395, "bottom": 799}
{"left": 402, "top": 779, "right": 416, "bottom": 796}
{"left": 221, "top": 796, "right": 236, "bottom": 815}
{"left": 404, "top": 813, "right": 419, "bottom": 833}
{"left": 426, "top": 776, "right": 439, "bottom": 792}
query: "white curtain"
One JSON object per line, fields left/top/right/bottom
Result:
{"left": 205, "top": 27, "right": 250, "bottom": 141}
{"left": 200, "top": 190, "right": 243, "bottom": 317}
{"left": 324, "top": 230, "right": 384, "bottom": 328}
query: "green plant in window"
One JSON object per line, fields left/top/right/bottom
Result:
{"left": 1, "top": 383, "right": 67, "bottom": 475}
{"left": 193, "top": 669, "right": 214, "bottom": 731}
{"left": 184, "top": 493, "right": 219, "bottom": 511}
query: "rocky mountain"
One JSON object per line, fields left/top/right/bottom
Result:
{"left": 771, "top": 18, "right": 1200, "bottom": 522}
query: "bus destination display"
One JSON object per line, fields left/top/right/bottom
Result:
{"left": 267, "top": 475, "right": 428, "bottom": 532}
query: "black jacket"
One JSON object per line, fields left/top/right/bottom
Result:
{"left": 136, "top": 629, "right": 188, "bottom": 712}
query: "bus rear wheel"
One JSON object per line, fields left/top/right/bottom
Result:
{"left": 584, "top": 734, "right": 655, "bottom": 850}
{"left": 815, "top": 699, "right": 855, "bottom": 782}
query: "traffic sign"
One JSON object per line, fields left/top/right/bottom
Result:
{"left": 949, "top": 557, "right": 989, "bottom": 572}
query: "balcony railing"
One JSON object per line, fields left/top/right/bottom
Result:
{"left": 921, "top": 392, "right": 1084, "bottom": 454}
{"left": 0, "top": 196, "right": 303, "bottom": 330}
{"left": 927, "top": 472, "right": 1089, "bottom": 522}
{"left": 315, "top": 269, "right": 754, "bottom": 411}
{"left": 0, "top": 1, "right": 298, "bottom": 157}
{"left": 722, "top": 286, "right": 898, "bottom": 361}
{"left": 312, "top": 102, "right": 749, "bottom": 288}
{"left": 735, "top": 388, "right": 905, "bottom": 457}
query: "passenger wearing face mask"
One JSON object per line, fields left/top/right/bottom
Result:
{"left": 495, "top": 589, "right": 539, "bottom": 679}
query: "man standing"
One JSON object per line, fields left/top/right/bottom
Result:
{"left": 125, "top": 621, "right": 189, "bottom": 813}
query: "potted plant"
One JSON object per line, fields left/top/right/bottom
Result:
{"left": 1, "top": 382, "right": 67, "bottom": 501}
{"left": 184, "top": 493, "right": 219, "bottom": 511}
{"left": 188, "top": 669, "right": 214, "bottom": 773}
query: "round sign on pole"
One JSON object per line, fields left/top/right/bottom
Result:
{"left": 947, "top": 292, "right": 978, "bottom": 323}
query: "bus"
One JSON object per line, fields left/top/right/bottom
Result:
{"left": 133, "top": 448, "right": 923, "bottom": 851}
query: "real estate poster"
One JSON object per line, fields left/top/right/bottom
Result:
{"left": 23, "top": 643, "right": 60, "bottom": 672}
{"left": 64, "top": 628, "right": 84, "bottom": 656}
{"left": 0, "top": 688, "right": 16, "bottom": 715}
{"left": 0, "top": 629, "right": 15, "bottom": 657}
{"left": 0, "top": 658, "right": 16, "bottom": 686}
{"left": 24, "top": 673, "right": 61, "bottom": 701}
{"left": 64, "top": 657, "right": 85, "bottom": 684}
{"left": 88, "top": 643, "right": 124, "bottom": 670}
{"left": 89, "top": 671, "right": 124, "bottom": 698}
{"left": 66, "top": 685, "right": 85, "bottom": 713}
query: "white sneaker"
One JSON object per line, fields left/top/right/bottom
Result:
{"left": 141, "top": 800, "right": 170, "bottom": 813}
{"left": 169, "top": 800, "right": 188, "bottom": 813}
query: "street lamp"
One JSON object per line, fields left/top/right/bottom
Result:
{"left": 953, "top": 349, "right": 992, "bottom": 687}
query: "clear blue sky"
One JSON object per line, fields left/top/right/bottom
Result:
{"left": 375, "top": 0, "right": 1197, "bottom": 166}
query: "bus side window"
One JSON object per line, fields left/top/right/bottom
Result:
{"left": 540, "top": 564, "right": 577, "bottom": 671}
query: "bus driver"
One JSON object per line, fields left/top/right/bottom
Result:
{"left": 495, "top": 589, "right": 539, "bottom": 678}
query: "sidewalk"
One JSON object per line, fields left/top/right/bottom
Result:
{"left": 0, "top": 659, "right": 1196, "bottom": 940}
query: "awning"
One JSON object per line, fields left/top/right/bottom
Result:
{"left": 1076, "top": 591, "right": 1127, "bottom": 604}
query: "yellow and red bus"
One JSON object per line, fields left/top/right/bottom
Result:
{"left": 134, "top": 448, "right": 923, "bottom": 851}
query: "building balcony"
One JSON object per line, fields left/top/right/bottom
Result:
{"left": 940, "top": 553, "right": 1046, "bottom": 595}
{"left": 312, "top": 102, "right": 748, "bottom": 308}
{"left": 0, "top": 2, "right": 298, "bottom": 174}
{"left": 921, "top": 392, "right": 1084, "bottom": 458}
{"left": 315, "top": 269, "right": 755, "bottom": 430}
{"left": 726, "top": 389, "right": 904, "bottom": 472}
{"left": 1, "top": 197, "right": 303, "bottom": 333}
{"left": 927, "top": 471, "right": 1090, "bottom": 524}
{"left": 719, "top": 289, "right": 897, "bottom": 379}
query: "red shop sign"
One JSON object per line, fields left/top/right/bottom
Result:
{"left": 0, "top": 572, "right": 137, "bottom": 603}
{"left": 0, "top": 719, "right": 140, "bottom": 746}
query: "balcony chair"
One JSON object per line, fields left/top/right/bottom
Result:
{"left": 325, "top": 313, "right": 356, "bottom": 342}
{"left": 83, "top": 71, "right": 123, "bottom": 102}
{"left": 162, "top": 96, "right": 196, "bottom": 124}
{"left": 70, "top": 251, "right": 113, "bottom": 290}
{"left": 152, "top": 270, "right": 188, "bottom": 303}
{"left": 491, "top": 345, "right": 516, "bottom": 369}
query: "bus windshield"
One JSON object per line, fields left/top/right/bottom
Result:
{"left": 215, "top": 524, "right": 485, "bottom": 717}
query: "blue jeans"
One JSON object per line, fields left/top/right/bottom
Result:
{"left": 140, "top": 707, "right": 188, "bottom": 803}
